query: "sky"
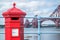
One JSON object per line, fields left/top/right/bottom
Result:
{"left": 0, "top": 0, "right": 60, "bottom": 25}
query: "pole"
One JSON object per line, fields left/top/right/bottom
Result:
{"left": 38, "top": 18, "right": 40, "bottom": 40}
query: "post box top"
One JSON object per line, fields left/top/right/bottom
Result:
{"left": 2, "top": 3, "right": 26, "bottom": 17}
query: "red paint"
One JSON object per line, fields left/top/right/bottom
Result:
{"left": 2, "top": 3, "right": 26, "bottom": 40}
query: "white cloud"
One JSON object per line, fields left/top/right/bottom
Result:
{"left": 26, "top": 1, "right": 39, "bottom": 8}
{"left": 40, "top": 1, "right": 46, "bottom": 6}
{"left": 17, "top": 1, "right": 39, "bottom": 8}
{"left": 0, "top": 1, "right": 39, "bottom": 13}
{"left": 47, "top": 2, "right": 57, "bottom": 7}
{"left": 32, "top": 9, "right": 53, "bottom": 17}
{"left": 0, "top": 0, "right": 59, "bottom": 18}
{"left": 33, "top": 10, "right": 41, "bottom": 15}
{"left": 17, "top": 2, "right": 26, "bottom": 8}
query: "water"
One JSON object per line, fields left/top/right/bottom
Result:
{"left": 0, "top": 27, "right": 60, "bottom": 40}
{"left": 40, "top": 27, "right": 60, "bottom": 40}
{"left": 0, "top": 28, "right": 5, "bottom": 40}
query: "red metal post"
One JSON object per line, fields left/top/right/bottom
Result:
{"left": 2, "top": 3, "right": 26, "bottom": 40}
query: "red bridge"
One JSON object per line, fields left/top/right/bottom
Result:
{"left": 40, "top": 5, "right": 60, "bottom": 27}
{"left": 24, "top": 5, "right": 60, "bottom": 28}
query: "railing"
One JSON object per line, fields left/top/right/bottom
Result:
{"left": 0, "top": 17, "right": 60, "bottom": 40}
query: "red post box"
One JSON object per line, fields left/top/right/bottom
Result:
{"left": 2, "top": 3, "right": 26, "bottom": 40}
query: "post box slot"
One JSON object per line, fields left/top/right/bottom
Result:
{"left": 11, "top": 17, "right": 19, "bottom": 20}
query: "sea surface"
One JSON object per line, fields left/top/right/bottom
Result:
{"left": 0, "top": 27, "right": 60, "bottom": 40}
